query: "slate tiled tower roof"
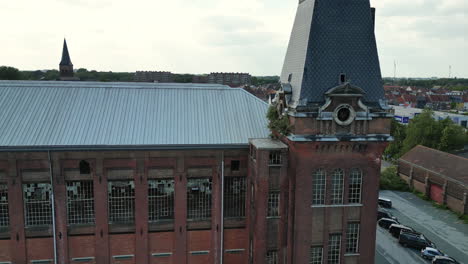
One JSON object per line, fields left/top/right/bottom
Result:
{"left": 280, "top": 0, "right": 384, "bottom": 108}
{"left": 59, "top": 39, "right": 72, "bottom": 66}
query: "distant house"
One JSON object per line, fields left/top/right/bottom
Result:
{"left": 398, "top": 145, "right": 468, "bottom": 214}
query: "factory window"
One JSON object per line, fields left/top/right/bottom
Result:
{"left": 346, "top": 222, "right": 360, "bottom": 254}
{"left": 309, "top": 246, "right": 323, "bottom": 264}
{"left": 331, "top": 169, "right": 344, "bottom": 204}
{"left": 23, "top": 183, "right": 52, "bottom": 226}
{"left": 66, "top": 181, "right": 95, "bottom": 225}
{"left": 266, "top": 250, "right": 278, "bottom": 264}
{"left": 224, "top": 177, "right": 246, "bottom": 218}
{"left": 108, "top": 181, "right": 135, "bottom": 224}
{"left": 328, "top": 234, "right": 342, "bottom": 264}
{"left": 79, "top": 160, "right": 91, "bottom": 174}
{"left": 269, "top": 151, "right": 282, "bottom": 165}
{"left": 148, "top": 179, "right": 174, "bottom": 221}
{"left": 312, "top": 169, "right": 326, "bottom": 205}
{"left": 267, "top": 191, "right": 280, "bottom": 217}
{"left": 230, "top": 160, "right": 240, "bottom": 171}
{"left": 187, "top": 178, "right": 212, "bottom": 220}
{"left": 0, "top": 184, "right": 8, "bottom": 227}
{"left": 250, "top": 146, "right": 257, "bottom": 161}
{"left": 348, "top": 169, "right": 362, "bottom": 204}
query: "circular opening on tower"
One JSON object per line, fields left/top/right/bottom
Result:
{"left": 333, "top": 104, "right": 355, "bottom": 126}
{"left": 337, "top": 108, "right": 351, "bottom": 122}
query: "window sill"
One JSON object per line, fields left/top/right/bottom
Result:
{"left": 266, "top": 216, "right": 281, "bottom": 219}
{"left": 311, "top": 203, "right": 363, "bottom": 208}
{"left": 344, "top": 253, "right": 360, "bottom": 257}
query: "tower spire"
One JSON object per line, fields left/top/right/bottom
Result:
{"left": 60, "top": 38, "right": 73, "bottom": 66}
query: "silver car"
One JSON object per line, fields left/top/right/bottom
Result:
{"left": 421, "top": 247, "right": 445, "bottom": 260}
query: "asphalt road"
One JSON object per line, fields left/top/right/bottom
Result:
{"left": 375, "top": 190, "right": 468, "bottom": 264}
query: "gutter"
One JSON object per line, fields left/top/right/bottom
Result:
{"left": 47, "top": 151, "right": 58, "bottom": 264}
{"left": 0, "top": 144, "right": 250, "bottom": 152}
{"left": 220, "top": 151, "right": 225, "bottom": 264}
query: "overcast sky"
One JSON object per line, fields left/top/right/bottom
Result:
{"left": 0, "top": 0, "right": 466, "bottom": 78}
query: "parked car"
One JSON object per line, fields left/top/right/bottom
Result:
{"left": 389, "top": 224, "right": 413, "bottom": 238}
{"left": 378, "top": 218, "right": 399, "bottom": 229}
{"left": 399, "top": 232, "right": 432, "bottom": 249}
{"left": 378, "top": 208, "right": 397, "bottom": 221}
{"left": 378, "top": 197, "right": 392, "bottom": 208}
{"left": 421, "top": 247, "right": 446, "bottom": 260}
{"left": 432, "top": 256, "right": 460, "bottom": 264}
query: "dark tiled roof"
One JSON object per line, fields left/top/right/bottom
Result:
{"left": 280, "top": 0, "right": 384, "bottom": 106}
{"left": 60, "top": 39, "right": 73, "bottom": 66}
{"left": 399, "top": 145, "right": 468, "bottom": 186}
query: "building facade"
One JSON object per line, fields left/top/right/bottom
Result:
{"left": 207, "top": 73, "right": 251, "bottom": 87}
{"left": 135, "top": 71, "right": 173, "bottom": 83}
{"left": 0, "top": 1, "right": 391, "bottom": 264}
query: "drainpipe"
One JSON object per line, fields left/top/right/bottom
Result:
{"left": 220, "top": 151, "right": 225, "bottom": 264}
{"left": 48, "top": 150, "right": 58, "bottom": 264}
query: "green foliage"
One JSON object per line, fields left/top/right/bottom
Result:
{"left": 252, "top": 76, "right": 280, "bottom": 86}
{"left": 412, "top": 189, "right": 430, "bottom": 201}
{"left": 266, "top": 105, "right": 291, "bottom": 137}
{"left": 384, "top": 119, "right": 407, "bottom": 161}
{"left": 0, "top": 66, "right": 22, "bottom": 80}
{"left": 379, "top": 166, "right": 410, "bottom": 191}
{"left": 400, "top": 109, "right": 468, "bottom": 155}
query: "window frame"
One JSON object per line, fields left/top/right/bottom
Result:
{"left": 312, "top": 169, "right": 326, "bottom": 205}
{"left": 23, "top": 182, "right": 53, "bottom": 227}
{"left": 0, "top": 183, "right": 9, "bottom": 227}
{"left": 346, "top": 222, "right": 360, "bottom": 254}
{"left": 348, "top": 169, "right": 362, "bottom": 204}
{"left": 328, "top": 233, "right": 342, "bottom": 264}
{"left": 331, "top": 169, "right": 344, "bottom": 204}
{"left": 267, "top": 191, "right": 280, "bottom": 217}
{"left": 148, "top": 178, "right": 175, "bottom": 222}
{"left": 66, "top": 180, "right": 95, "bottom": 225}
{"left": 108, "top": 180, "right": 135, "bottom": 224}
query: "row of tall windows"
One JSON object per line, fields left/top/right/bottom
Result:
{"left": 312, "top": 168, "right": 362, "bottom": 205}
{"left": 309, "top": 223, "right": 360, "bottom": 264}
{"left": 16, "top": 177, "right": 246, "bottom": 227}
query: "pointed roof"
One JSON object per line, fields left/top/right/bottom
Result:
{"left": 60, "top": 39, "right": 73, "bottom": 66}
{"left": 280, "top": 0, "right": 384, "bottom": 108}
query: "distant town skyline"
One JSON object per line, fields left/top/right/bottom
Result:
{"left": 0, "top": 0, "right": 466, "bottom": 78}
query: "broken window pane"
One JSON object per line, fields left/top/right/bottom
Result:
{"left": 0, "top": 184, "right": 8, "bottom": 227}
{"left": 224, "top": 177, "right": 246, "bottom": 218}
{"left": 267, "top": 191, "right": 280, "bottom": 217}
{"left": 108, "top": 180, "right": 135, "bottom": 224}
{"left": 23, "top": 183, "right": 52, "bottom": 226}
{"left": 269, "top": 151, "right": 282, "bottom": 165}
{"left": 66, "top": 181, "right": 95, "bottom": 225}
{"left": 187, "top": 178, "right": 212, "bottom": 220}
{"left": 148, "top": 179, "right": 174, "bottom": 222}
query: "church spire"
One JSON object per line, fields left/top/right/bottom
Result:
{"left": 60, "top": 38, "right": 73, "bottom": 66}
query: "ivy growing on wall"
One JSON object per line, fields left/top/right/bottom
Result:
{"left": 266, "top": 105, "right": 292, "bottom": 138}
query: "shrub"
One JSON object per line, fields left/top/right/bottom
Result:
{"left": 380, "top": 166, "right": 411, "bottom": 191}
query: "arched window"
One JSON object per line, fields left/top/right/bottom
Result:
{"left": 331, "top": 169, "right": 344, "bottom": 204}
{"left": 348, "top": 168, "right": 362, "bottom": 204}
{"left": 79, "top": 160, "right": 91, "bottom": 174}
{"left": 312, "top": 169, "right": 326, "bottom": 205}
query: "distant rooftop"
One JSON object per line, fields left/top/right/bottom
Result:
{"left": 0, "top": 81, "right": 269, "bottom": 150}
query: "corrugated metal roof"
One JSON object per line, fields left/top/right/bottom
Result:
{"left": 0, "top": 81, "right": 269, "bottom": 149}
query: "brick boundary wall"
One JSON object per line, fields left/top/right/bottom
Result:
{"left": 398, "top": 159, "right": 468, "bottom": 215}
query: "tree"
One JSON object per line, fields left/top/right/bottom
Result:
{"left": 400, "top": 109, "right": 468, "bottom": 155}
{"left": 383, "top": 119, "right": 406, "bottom": 160}
{"left": 0, "top": 66, "right": 22, "bottom": 80}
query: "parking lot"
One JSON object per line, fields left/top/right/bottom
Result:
{"left": 375, "top": 190, "right": 468, "bottom": 264}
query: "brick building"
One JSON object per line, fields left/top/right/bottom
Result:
{"left": 398, "top": 146, "right": 468, "bottom": 215}
{"left": 207, "top": 73, "right": 251, "bottom": 87}
{"left": 135, "top": 71, "right": 173, "bottom": 83}
{"left": 0, "top": 0, "right": 391, "bottom": 264}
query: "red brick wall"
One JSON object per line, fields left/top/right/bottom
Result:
{"left": 223, "top": 229, "right": 248, "bottom": 264}
{"left": 187, "top": 230, "right": 211, "bottom": 264}
{"left": 109, "top": 234, "right": 135, "bottom": 264}
{"left": 68, "top": 235, "right": 95, "bottom": 260}
{"left": 149, "top": 232, "right": 175, "bottom": 264}
{"left": 0, "top": 240, "right": 11, "bottom": 262}
{"left": 26, "top": 238, "right": 54, "bottom": 262}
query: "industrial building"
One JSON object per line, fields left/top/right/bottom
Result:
{"left": 0, "top": 0, "right": 391, "bottom": 263}
{"left": 392, "top": 105, "right": 468, "bottom": 128}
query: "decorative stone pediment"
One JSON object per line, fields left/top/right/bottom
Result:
{"left": 325, "top": 82, "right": 365, "bottom": 97}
